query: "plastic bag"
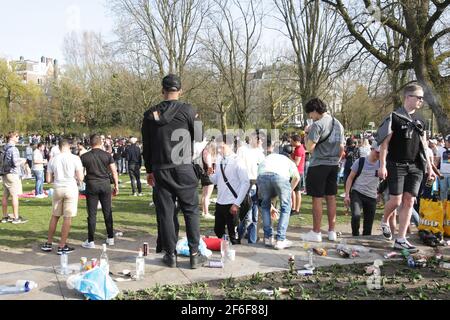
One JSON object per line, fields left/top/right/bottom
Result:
{"left": 176, "top": 237, "right": 212, "bottom": 257}
{"left": 444, "top": 201, "right": 450, "bottom": 237}
{"left": 418, "top": 199, "right": 444, "bottom": 235}
{"left": 66, "top": 266, "right": 120, "bottom": 300}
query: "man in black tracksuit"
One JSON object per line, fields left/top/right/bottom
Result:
{"left": 142, "top": 74, "right": 206, "bottom": 269}
{"left": 126, "top": 137, "right": 143, "bottom": 196}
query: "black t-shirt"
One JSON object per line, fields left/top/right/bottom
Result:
{"left": 387, "top": 111, "right": 424, "bottom": 163}
{"left": 81, "top": 149, "right": 114, "bottom": 183}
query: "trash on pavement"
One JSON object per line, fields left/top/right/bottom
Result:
{"left": 255, "top": 289, "right": 274, "bottom": 296}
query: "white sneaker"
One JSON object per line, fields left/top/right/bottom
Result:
{"left": 106, "top": 238, "right": 115, "bottom": 246}
{"left": 263, "top": 237, "right": 275, "bottom": 247}
{"left": 274, "top": 239, "right": 293, "bottom": 250}
{"left": 203, "top": 213, "right": 215, "bottom": 220}
{"left": 82, "top": 240, "right": 96, "bottom": 249}
{"left": 301, "top": 231, "right": 322, "bottom": 242}
{"left": 138, "top": 193, "right": 144, "bottom": 197}
{"left": 328, "top": 231, "right": 337, "bottom": 241}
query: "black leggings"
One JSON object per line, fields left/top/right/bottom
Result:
{"left": 350, "top": 190, "right": 376, "bottom": 236}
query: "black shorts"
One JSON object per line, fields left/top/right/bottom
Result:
{"left": 306, "top": 165, "right": 338, "bottom": 197}
{"left": 200, "top": 173, "right": 213, "bottom": 187}
{"left": 293, "top": 174, "right": 304, "bottom": 192}
{"left": 387, "top": 161, "right": 423, "bottom": 197}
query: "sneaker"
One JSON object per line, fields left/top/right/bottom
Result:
{"left": 41, "top": 242, "right": 53, "bottom": 252}
{"left": 133, "top": 193, "right": 138, "bottom": 197}
{"left": 380, "top": 220, "right": 392, "bottom": 240}
{"left": 394, "top": 239, "right": 417, "bottom": 251}
{"left": 274, "top": 239, "right": 293, "bottom": 250}
{"left": 263, "top": 237, "right": 275, "bottom": 247}
{"left": 82, "top": 240, "right": 96, "bottom": 249}
{"left": 203, "top": 213, "right": 215, "bottom": 220}
{"left": 301, "top": 231, "right": 322, "bottom": 242}
{"left": 35, "top": 194, "right": 47, "bottom": 199}
{"left": 190, "top": 252, "right": 208, "bottom": 269}
{"left": 138, "top": 193, "right": 144, "bottom": 197}
{"left": 11, "top": 217, "right": 28, "bottom": 224}
{"left": 328, "top": 231, "right": 337, "bottom": 241}
{"left": 163, "top": 253, "right": 177, "bottom": 268}
{"left": 106, "top": 238, "right": 115, "bottom": 246}
{"left": 1, "top": 216, "right": 10, "bottom": 223}
{"left": 57, "top": 245, "right": 75, "bottom": 255}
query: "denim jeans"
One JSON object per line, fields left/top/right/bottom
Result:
{"left": 440, "top": 175, "right": 450, "bottom": 201}
{"left": 257, "top": 173, "right": 291, "bottom": 241}
{"left": 238, "top": 184, "right": 258, "bottom": 243}
{"left": 33, "top": 169, "right": 44, "bottom": 195}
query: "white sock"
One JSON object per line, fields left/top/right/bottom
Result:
{"left": 397, "top": 238, "right": 406, "bottom": 243}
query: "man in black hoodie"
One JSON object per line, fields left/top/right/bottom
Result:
{"left": 142, "top": 74, "right": 206, "bottom": 269}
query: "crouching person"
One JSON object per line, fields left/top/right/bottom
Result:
{"left": 257, "top": 142, "right": 300, "bottom": 250}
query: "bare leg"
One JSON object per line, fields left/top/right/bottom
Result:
{"left": 2, "top": 193, "right": 8, "bottom": 217}
{"left": 295, "top": 191, "right": 301, "bottom": 212}
{"left": 202, "top": 185, "right": 214, "bottom": 215}
{"left": 291, "top": 191, "right": 296, "bottom": 212}
{"left": 388, "top": 211, "right": 397, "bottom": 237}
{"left": 383, "top": 195, "right": 402, "bottom": 223}
{"left": 312, "top": 197, "right": 323, "bottom": 233}
{"left": 47, "top": 216, "right": 60, "bottom": 243}
{"left": 59, "top": 217, "right": 72, "bottom": 248}
{"left": 325, "top": 195, "right": 336, "bottom": 231}
{"left": 11, "top": 195, "right": 19, "bottom": 219}
{"left": 398, "top": 193, "right": 415, "bottom": 239}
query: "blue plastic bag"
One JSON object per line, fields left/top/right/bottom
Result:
{"left": 67, "top": 266, "right": 119, "bottom": 300}
{"left": 176, "top": 237, "right": 212, "bottom": 257}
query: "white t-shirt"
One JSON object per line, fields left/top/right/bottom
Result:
{"left": 32, "top": 149, "right": 45, "bottom": 171}
{"left": 439, "top": 147, "right": 450, "bottom": 174}
{"left": 47, "top": 152, "right": 83, "bottom": 189}
{"left": 49, "top": 146, "right": 61, "bottom": 159}
{"left": 258, "top": 154, "right": 300, "bottom": 180}
{"left": 238, "top": 146, "right": 265, "bottom": 180}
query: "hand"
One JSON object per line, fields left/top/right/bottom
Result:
{"left": 428, "top": 169, "right": 437, "bottom": 182}
{"left": 344, "top": 195, "right": 350, "bottom": 208}
{"left": 113, "top": 185, "right": 119, "bottom": 196}
{"left": 207, "top": 167, "right": 214, "bottom": 175}
{"left": 378, "top": 166, "right": 388, "bottom": 180}
{"left": 270, "top": 205, "right": 279, "bottom": 220}
{"left": 304, "top": 125, "right": 311, "bottom": 134}
{"left": 230, "top": 204, "right": 239, "bottom": 216}
{"left": 147, "top": 173, "right": 155, "bottom": 187}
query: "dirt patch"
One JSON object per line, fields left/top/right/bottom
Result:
{"left": 117, "top": 259, "right": 450, "bottom": 300}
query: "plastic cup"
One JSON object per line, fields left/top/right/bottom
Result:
{"left": 227, "top": 249, "right": 236, "bottom": 261}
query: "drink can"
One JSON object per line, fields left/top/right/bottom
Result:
{"left": 91, "top": 258, "right": 98, "bottom": 268}
{"left": 143, "top": 243, "right": 148, "bottom": 256}
{"left": 425, "top": 178, "right": 435, "bottom": 188}
{"left": 80, "top": 257, "right": 87, "bottom": 270}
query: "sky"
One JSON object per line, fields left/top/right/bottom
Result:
{"left": 0, "top": 0, "right": 115, "bottom": 63}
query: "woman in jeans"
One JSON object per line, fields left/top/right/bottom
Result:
{"left": 32, "top": 143, "right": 47, "bottom": 198}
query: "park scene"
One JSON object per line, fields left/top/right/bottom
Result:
{"left": 0, "top": 0, "right": 449, "bottom": 302}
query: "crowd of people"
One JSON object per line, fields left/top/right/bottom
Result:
{"left": 1, "top": 76, "right": 449, "bottom": 270}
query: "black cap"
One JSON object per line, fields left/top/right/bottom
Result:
{"left": 162, "top": 74, "right": 181, "bottom": 91}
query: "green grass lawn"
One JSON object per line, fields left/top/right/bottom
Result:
{"left": 0, "top": 174, "right": 384, "bottom": 248}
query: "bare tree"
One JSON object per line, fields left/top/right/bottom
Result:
{"left": 110, "top": 0, "right": 209, "bottom": 79}
{"left": 321, "top": 0, "right": 450, "bottom": 133}
{"left": 273, "top": 0, "right": 352, "bottom": 123}
{"left": 201, "top": 0, "right": 263, "bottom": 129}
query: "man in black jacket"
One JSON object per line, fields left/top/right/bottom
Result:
{"left": 142, "top": 74, "right": 206, "bottom": 269}
{"left": 127, "top": 137, "right": 143, "bottom": 196}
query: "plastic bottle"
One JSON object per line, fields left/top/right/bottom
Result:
{"left": 135, "top": 249, "right": 145, "bottom": 280}
{"left": 60, "top": 252, "right": 68, "bottom": 274}
{"left": 100, "top": 244, "right": 109, "bottom": 275}
{"left": 0, "top": 280, "right": 38, "bottom": 294}
{"left": 220, "top": 234, "right": 230, "bottom": 264}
